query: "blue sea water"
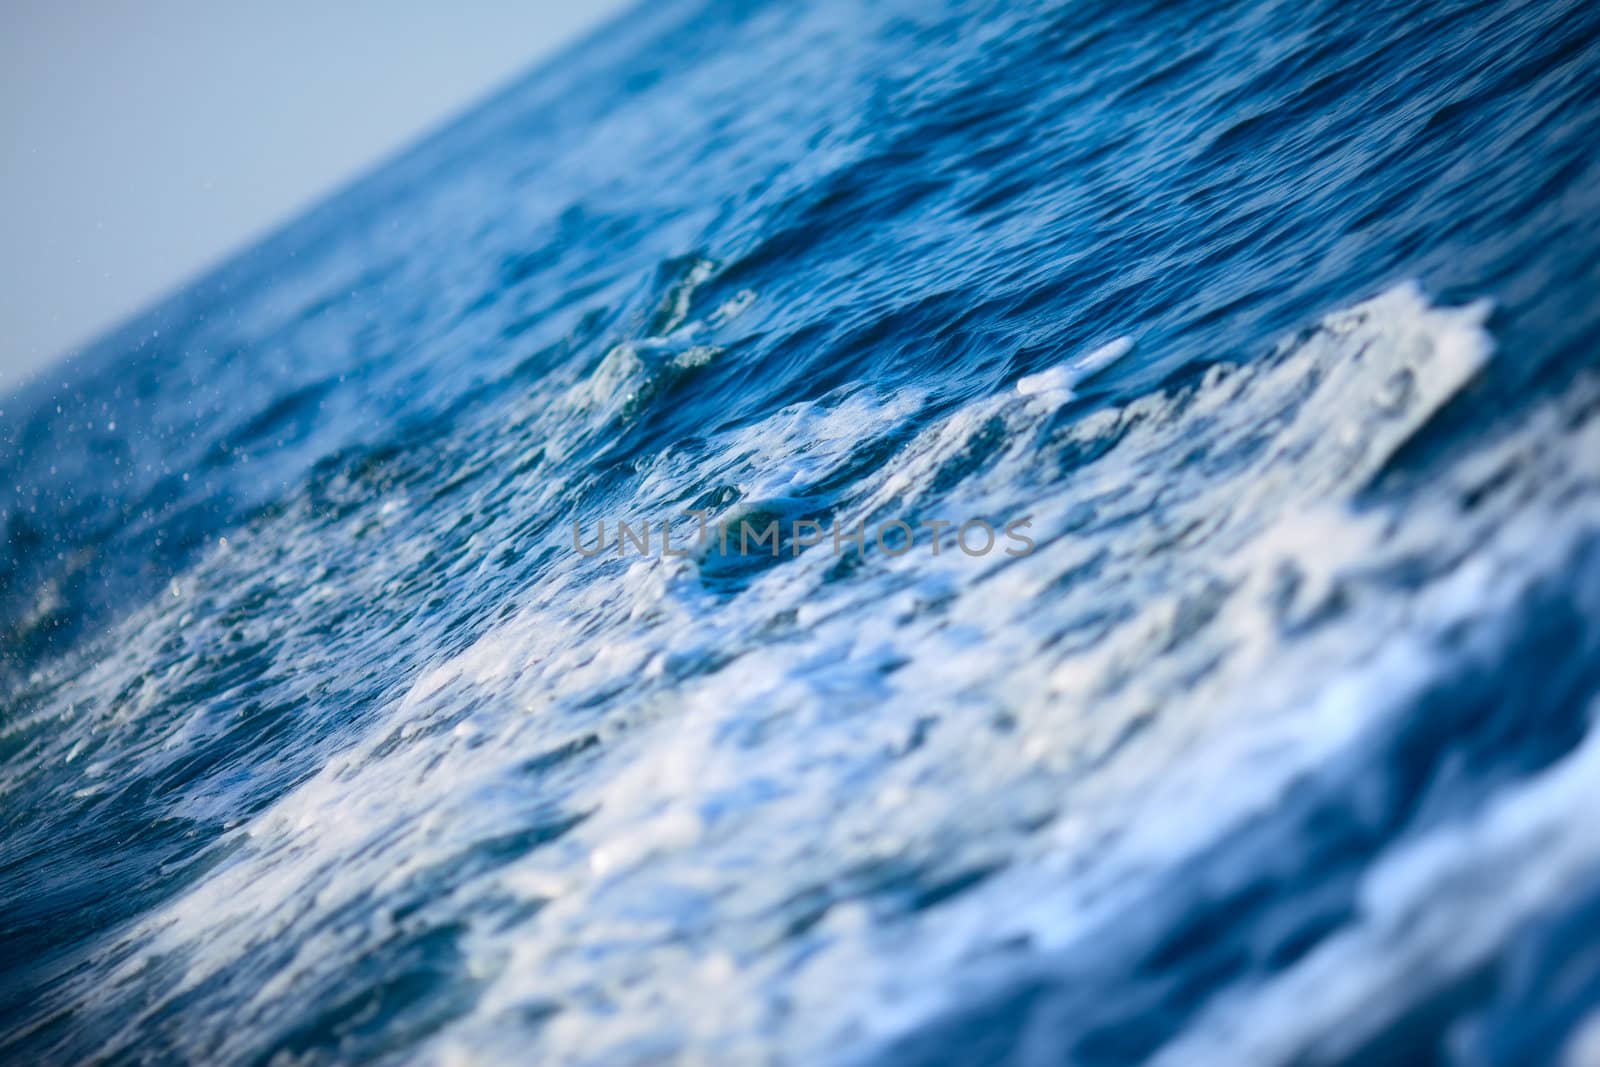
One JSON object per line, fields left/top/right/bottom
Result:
{"left": 5, "top": 0, "right": 1600, "bottom": 1063}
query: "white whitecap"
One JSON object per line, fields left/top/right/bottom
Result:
{"left": 1016, "top": 335, "right": 1134, "bottom": 397}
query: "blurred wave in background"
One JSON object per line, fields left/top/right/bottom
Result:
{"left": 4, "top": 0, "right": 1600, "bottom": 1063}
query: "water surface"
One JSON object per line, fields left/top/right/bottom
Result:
{"left": 4, "top": 0, "right": 1600, "bottom": 1063}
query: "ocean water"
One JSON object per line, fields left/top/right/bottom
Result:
{"left": 4, "top": 0, "right": 1600, "bottom": 1063}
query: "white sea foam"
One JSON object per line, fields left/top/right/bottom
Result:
{"left": 1015, "top": 336, "right": 1134, "bottom": 397}
{"left": 29, "top": 283, "right": 1600, "bottom": 1066}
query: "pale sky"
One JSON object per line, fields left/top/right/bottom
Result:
{"left": 0, "top": 1, "right": 632, "bottom": 393}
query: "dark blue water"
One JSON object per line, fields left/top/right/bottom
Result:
{"left": 4, "top": 0, "right": 1600, "bottom": 1063}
